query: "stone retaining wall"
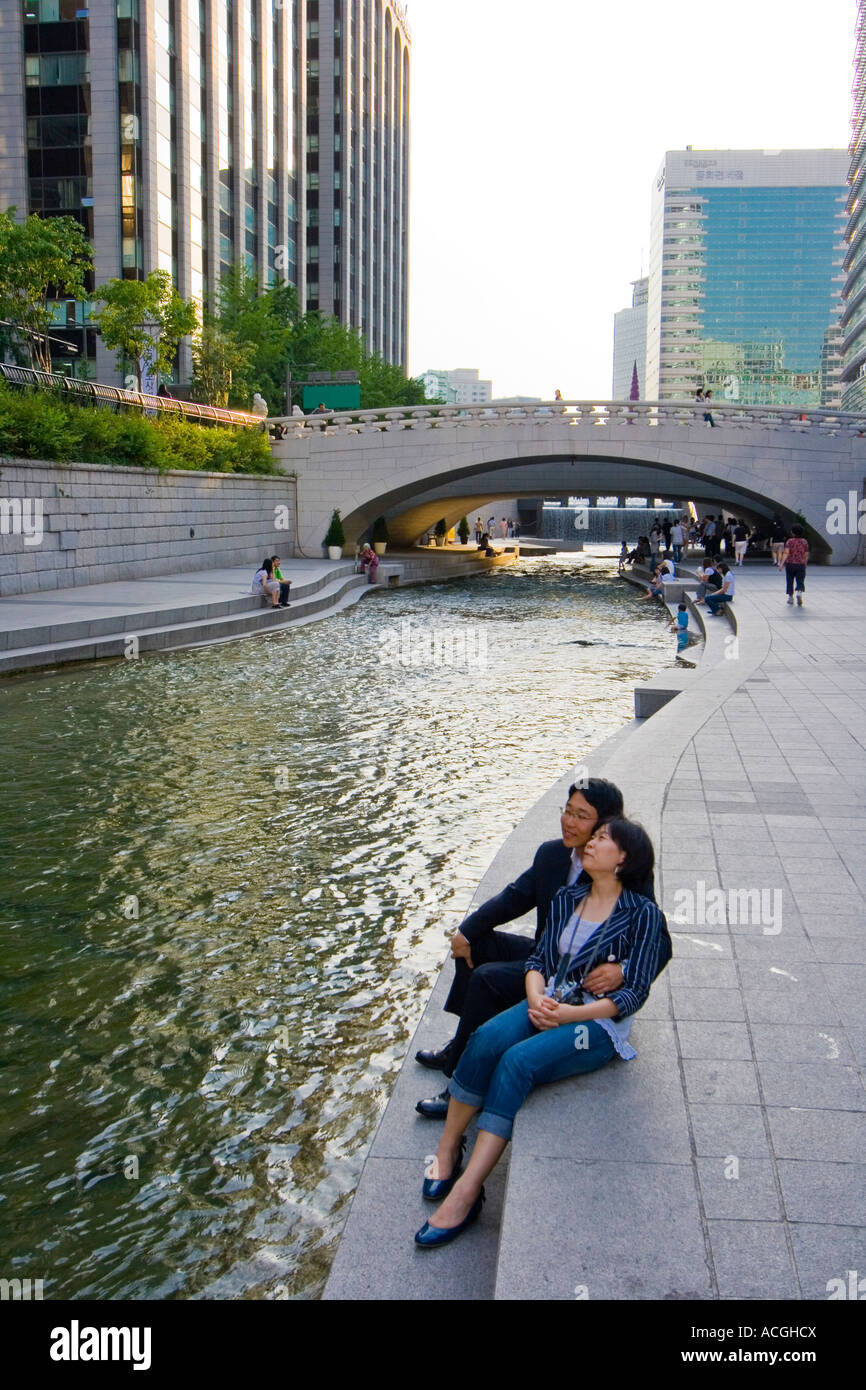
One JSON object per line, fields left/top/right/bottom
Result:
{"left": 0, "top": 460, "right": 296, "bottom": 596}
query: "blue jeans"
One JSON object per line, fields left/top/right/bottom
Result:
{"left": 705, "top": 592, "right": 732, "bottom": 614}
{"left": 673, "top": 544, "right": 682, "bottom": 563}
{"left": 448, "top": 1001, "right": 617, "bottom": 1140}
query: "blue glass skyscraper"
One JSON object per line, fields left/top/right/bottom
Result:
{"left": 646, "top": 150, "right": 848, "bottom": 407}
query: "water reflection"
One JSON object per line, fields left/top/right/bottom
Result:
{"left": 0, "top": 553, "right": 670, "bottom": 1299}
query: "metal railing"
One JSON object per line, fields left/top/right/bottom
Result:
{"left": 0, "top": 363, "right": 261, "bottom": 428}
{"left": 269, "top": 399, "right": 866, "bottom": 439}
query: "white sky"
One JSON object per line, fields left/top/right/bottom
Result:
{"left": 406, "top": 0, "right": 857, "bottom": 400}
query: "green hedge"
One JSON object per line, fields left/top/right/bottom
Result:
{"left": 0, "top": 382, "right": 276, "bottom": 474}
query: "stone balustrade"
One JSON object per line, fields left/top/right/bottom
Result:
{"left": 270, "top": 399, "right": 866, "bottom": 438}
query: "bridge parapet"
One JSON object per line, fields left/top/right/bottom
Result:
{"left": 270, "top": 399, "right": 866, "bottom": 439}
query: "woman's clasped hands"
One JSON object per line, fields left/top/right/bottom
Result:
{"left": 527, "top": 993, "right": 566, "bottom": 1030}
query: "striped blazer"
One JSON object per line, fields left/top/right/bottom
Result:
{"left": 524, "top": 882, "right": 672, "bottom": 1019}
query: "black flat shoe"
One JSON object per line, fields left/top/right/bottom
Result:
{"left": 415, "top": 1089, "right": 450, "bottom": 1119}
{"left": 414, "top": 1190, "right": 485, "bottom": 1249}
{"left": 422, "top": 1137, "right": 466, "bottom": 1201}
{"left": 415, "top": 1038, "right": 459, "bottom": 1072}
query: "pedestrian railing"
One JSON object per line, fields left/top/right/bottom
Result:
{"left": 268, "top": 399, "right": 866, "bottom": 439}
{"left": 0, "top": 363, "right": 261, "bottom": 429}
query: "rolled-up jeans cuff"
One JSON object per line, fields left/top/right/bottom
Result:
{"left": 477, "top": 1110, "right": 513, "bottom": 1141}
{"left": 447, "top": 1076, "right": 485, "bottom": 1108}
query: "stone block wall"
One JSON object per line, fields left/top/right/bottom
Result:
{"left": 0, "top": 460, "right": 296, "bottom": 596}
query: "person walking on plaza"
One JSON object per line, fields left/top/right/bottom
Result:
{"left": 702, "top": 515, "right": 717, "bottom": 558}
{"left": 498, "top": 518, "right": 508, "bottom": 539}
{"left": 733, "top": 520, "right": 750, "bottom": 565}
{"left": 703, "top": 388, "right": 716, "bottom": 427}
{"left": 770, "top": 515, "right": 787, "bottom": 567}
{"left": 780, "top": 524, "right": 809, "bottom": 606}
{"left": 671, "top": 518, "right": 685, "bottom": 564}
{"left": 475, "top": 517, "right": 483, "bottom": 545}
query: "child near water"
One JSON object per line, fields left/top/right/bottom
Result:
{"left": 670, "top": 602, "right": 689, "bottom": 654}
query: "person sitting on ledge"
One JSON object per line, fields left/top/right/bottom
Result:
{"left": 477, "top": 532, "right": 496, "bottom": 557}
{"left": 358, "top": 543, "right": 380, "bottom": 584}
{"left": 640, "top": 554, "right": 675, "bottom": 599}
{"left": 414, "top": 777, "right": 660, "bottom": 1119}
{"left": 414, "top": 818, "right": 670, "bottom": 1247}
{"left": 251, "top": 557, "right": 280, "bottom": 608}
{"left": 270, "top": 556, "right": 292, "bottom": 607}
{"left": 705, "top": 561, "right": 734, "bottom": 615}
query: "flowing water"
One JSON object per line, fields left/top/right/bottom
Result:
{"left": 0, "top": 552, "right": 671, "bottom": 1300}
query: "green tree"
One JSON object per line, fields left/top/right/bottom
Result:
{"left": 215, "top": 265, "right": 298, "bottom": 409}
{"left": 288, "top": 310, "right": 426, "bottom": 409}
{"left": 0, "top": 208, "right": 92, "bottom": 371}
{"left": 92, "top": 269, "right": 197, "bottom": 390}
{"left": 190, "top": 316, "right": 253, "bottom": 408}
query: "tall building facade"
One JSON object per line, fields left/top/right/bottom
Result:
{"left": 645, "top": 149, "right": 847, "bottom": 407}
{"left": 841, "top": 0, "right": 866, "bottom": 410}
{"left": 611, "top": 276, "right": 648, "bottom": 399}
{"left": 0, "top": 0, "right": 409, "bottom": 382}
{"left": 305, "top": 0, "right": 410, "bottom": 368}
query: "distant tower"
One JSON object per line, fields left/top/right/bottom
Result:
{"left": 612, "top": 278, "right": 648, "bottom": 399}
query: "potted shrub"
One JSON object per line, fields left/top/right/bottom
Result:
{"left": 457, "top": 516, "right": 470, "bottom": 545}
{"left": 324, "top": 508, "right": 346, "bottom": 560}
{"left": 372, "top": 515, "right": 389, "bottom": 557}
{"left": 434, "top": 518, "right": 447, "bottom": 548}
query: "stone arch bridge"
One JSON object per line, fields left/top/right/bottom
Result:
{"left": 269, "top": 400, "right": 866, "bottom": 563}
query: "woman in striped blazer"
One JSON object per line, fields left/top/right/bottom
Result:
{"left": 414, "top": 817, "right": 671, "bottom": 1248}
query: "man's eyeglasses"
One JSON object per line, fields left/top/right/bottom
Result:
{"left": 561, "top": 805, "right": 593, "bottom": 822}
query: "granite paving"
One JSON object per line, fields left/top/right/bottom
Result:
{"left": 325, "top": 564, "right": 866, "bottom": 1301}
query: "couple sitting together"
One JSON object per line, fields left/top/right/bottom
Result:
{"left": 412, "top": 777, "right": 671, "bottom": 1248}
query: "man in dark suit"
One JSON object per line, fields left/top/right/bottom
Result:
{"left": 415, "top": 777, "right": 656, "bottom": 1117}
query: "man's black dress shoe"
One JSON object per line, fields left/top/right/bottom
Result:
{"left": 415, "top": 1089, "right": 450, "bottom": 1119}
{"left": 414, "top": 1190, "right": 485, "bottom": 1248}
{"left": 414, "top": 1038, "right": 459, "bottom": 1072}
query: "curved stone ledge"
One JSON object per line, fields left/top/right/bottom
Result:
{"left": 323, "top": 563, "right": 772, "bottom": 1301}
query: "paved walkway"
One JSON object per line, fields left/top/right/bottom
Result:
{"left": 325, "top": 563, "right": 866, "bottom": 1300}
{"left": 0, "top": 560, "right": 338, "bottom": 637}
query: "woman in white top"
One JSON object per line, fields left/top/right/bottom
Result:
{"left": 705, "top": 562, "right": 734, "bottom": 615}
{"left": 252, "top": 558, "right": 280, "bottom": 607}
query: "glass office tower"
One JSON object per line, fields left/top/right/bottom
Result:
{"left": 0, "top": 1, "right": 410, "bottom": 381}
{"left": 646, "top": 150, "right": 848, "bottom": 408}
{"left": 842, "top": 0, "right": 866, "bottom": 410}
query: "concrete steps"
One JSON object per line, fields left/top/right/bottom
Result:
{"left": 0, "top": 566, "right": 365, "bottom": 674}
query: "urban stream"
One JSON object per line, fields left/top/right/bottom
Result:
{"left": 0, "top": 552, "right": 672, "bottom": 1299}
